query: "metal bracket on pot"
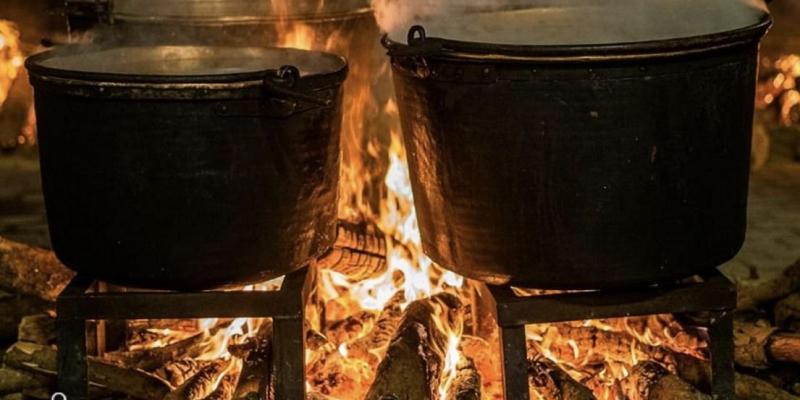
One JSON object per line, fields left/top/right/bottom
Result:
{"left": 263, "top": 65, "right": 334, "bottom": 108}
{"left": 215, "top": 66, "right": 334, "bottom": 119}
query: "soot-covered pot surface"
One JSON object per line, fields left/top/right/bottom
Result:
{"left": 27, "top": 45, "right": 347, "bottom": 290}
{"left": 385, "top": 0, "right": 773, "bottom": 289}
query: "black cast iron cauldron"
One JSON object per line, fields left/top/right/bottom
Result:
{"left": 26, "top": 45, "right": 347, "bottom": 290}
{"left": 384, "top": 0, "right": 773, "bottom": 289}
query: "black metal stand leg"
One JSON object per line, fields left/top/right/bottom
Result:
{"left": 57, "top": 318, "right": 88, "bottom": 399}
{"left": 272, "top": 316, "right": 305, "bottom": 400}
{"left": 500, "top": 324, "right": 530, "bottom": 400}
{"left": 709, "top": 310, "right": 735, "bottom": 400}
{"left": 271, "top": 265, "right": 310, "bottom": 400}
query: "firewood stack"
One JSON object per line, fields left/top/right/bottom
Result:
{"left": 1, "top": 227, "right": 800, "bottom": 399}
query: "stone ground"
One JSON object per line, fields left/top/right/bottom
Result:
{"left": 0, "top": 129, "right": 798, "bottom": 284}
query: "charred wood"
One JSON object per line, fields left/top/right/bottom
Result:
{"left": 560, "top": 315, "right": 707, "bottom": 359}
{"left": 203, "top": 370, "right": 239, "bottom": 400}
{"left": 735, "top": 314, "right": 800, "bottom": 368}
{"left": 528, "top": 356, "right": 596, "bottom": 400}
{"left": 165, "top": 359, "right": 231, "bottom": 400}
{"left": 17, "top": 314, "right": 54, "bottom": 345}
{"left": 365, "top": 294, "right": 464, "bottom": 400}
{"left": 155, "top": 359, "right": 212, "bottom": 388}
{"left": 447, "top": 357, "right": 481, "bottom": 400}
{"left": 0, "top": 367, "right": 51, "bottom": 394}
{"left": 738, "top": 258, "right": 800, "bottom": 310}
{"left": 0, "top": 236, "right": 73, "bottom": 302}
{"left": 322, "top": 310, "right": 377, "bottom": 345}
{"left": 346, "top": 291, "right": 405, "bottom": 366}
{"left": 104, "top": 322, "right": 231, "bottom": 371}
{"left": 674, "top": 353, "right": 800, "bottom": 400}
{"left": 3, "top": 341, "right": 173, "bottom": 400}
{"left": 625, "top": 361, "right": 710, "bottom": 400}
{"left": 460, "top": 335, "right": 502, "bottom": 388}
{"left": 528, "top": 326, "right": 675, "bottom": 367}
{"left": 233, "top": 323, "right": 273, "bottom": 400}
{"left": 364, "top": 321, "right": 439, "bottom": 400}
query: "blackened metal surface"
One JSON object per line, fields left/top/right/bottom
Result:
{"left": 388, "top": 25, "right": 768, "bottom": 289}
{"left": 27, "top": 46, "right": 346, "bottom": 290}
{"left": 490, "top": 272, "right": 737, "bottom": 400}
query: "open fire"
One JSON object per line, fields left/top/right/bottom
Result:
{"left": 0, "top": 19, "right": 35, "bottom": 148}
{"left": 2, "top": 1, "right": 800, "bottom": 400}
{"left": 83, "top": 6, "right": 719, "bottom": 400}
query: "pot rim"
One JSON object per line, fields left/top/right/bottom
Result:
{"left": 25, "top": 44, "right": 348, "bottom": 88}
{"left": 111, "top": 7, "right": 373, "bottom": 26}
{"left": 383, "top": 15, "right": 773, "bottom": 63}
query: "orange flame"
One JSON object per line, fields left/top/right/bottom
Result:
{"left": 0, "top": 20, "right": 24, "bottom": 109}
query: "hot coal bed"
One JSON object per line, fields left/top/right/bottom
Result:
{"left": 1, "top": 1, "right": 800, "bottom": 400}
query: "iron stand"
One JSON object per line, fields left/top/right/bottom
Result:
{"left": 56, "top": 264, "right": 316, "bottom": 400}
{"left": 489, "top": 270, "right": 736, "bottom": 400}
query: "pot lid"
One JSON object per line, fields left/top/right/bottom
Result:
{"left": 386, "top": 0, "right": 770, "bottom": 48}
{"left": 26, "top": 45, "right": 347, "bottom": 83}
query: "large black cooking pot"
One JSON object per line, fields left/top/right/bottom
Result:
{"left": 26, "top": 45, "right": 347, "bottom": 290}
{"left": 385, "top": 0, "right": 773, "bottom": 289}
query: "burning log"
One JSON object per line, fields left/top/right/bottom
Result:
{"left": 346, "top": 291, "right": 405, "bottom": 365}
{"left": 447, "top": 357, "right": 481, "bottom": 400}
{"left": 365, "top": 294, "right": 464, "bottom": 400}
{"left": 625, "top": 361, "right": 710, "bottom": 400}
{"left": 155, "top": 359, "right": 212, "bottom": 388}
{"left": 734, "top": 315, "right": 800, "bottom": 368}
{"left": 317, "top": 221, "right": 387, "bottom": 281}
{"left": 104, "top": 322, "right": 231, "bottom": 371}
{"left": 0, "top": 236, "right": 73, "bottom": 302}
{"left": 528, "top": 326, "right": 674, "bottom": 367}
{"left": 674, "top": 353, "right": 799, "bottom": 400}
{"left": 203, "top": 369, "right": 239, "bottom": 400}
{"left": 738, "top": 258, "right": 800, "bottom": 309}
{"left": 3, "top": 342, "right": 173, "bottom": 400}
{"left": 165, "top": 359, "right": 231, "bottom": 400}
{"left": 460, "top": 335, "right": 502, "bottom": 389}
{"left": 322, "top": 310, "right": 377, "bottom": 345}
{"left": 233, "top": 322, "right": 273, "bottom": 400}
{"left": 17, "top": 314, "right": 55, "bottom": 345}
{"left": 568, "top": 315, "right": 707, "bottom": 359}
{"left": 364, "top": 321, "right": 439, "bottom": 400}
{"left": 528, "top": 357, "right": 596, "bottom": 400}
{"left": 127, "top": 319, "right": 201, "bottom": 349}
{"left": 0, "top": 367, "right": 51, "bottom": 394}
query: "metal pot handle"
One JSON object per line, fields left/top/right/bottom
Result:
{"left": 262, "top": 65, "right": 333, "bottom": 107}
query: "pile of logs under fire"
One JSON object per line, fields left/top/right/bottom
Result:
{"left": 1, "top": 226, "right": 800, "bottom": 400}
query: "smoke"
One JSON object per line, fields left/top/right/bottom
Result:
{"left": 370, "top": 0, "right": 503, "bottom": 35}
